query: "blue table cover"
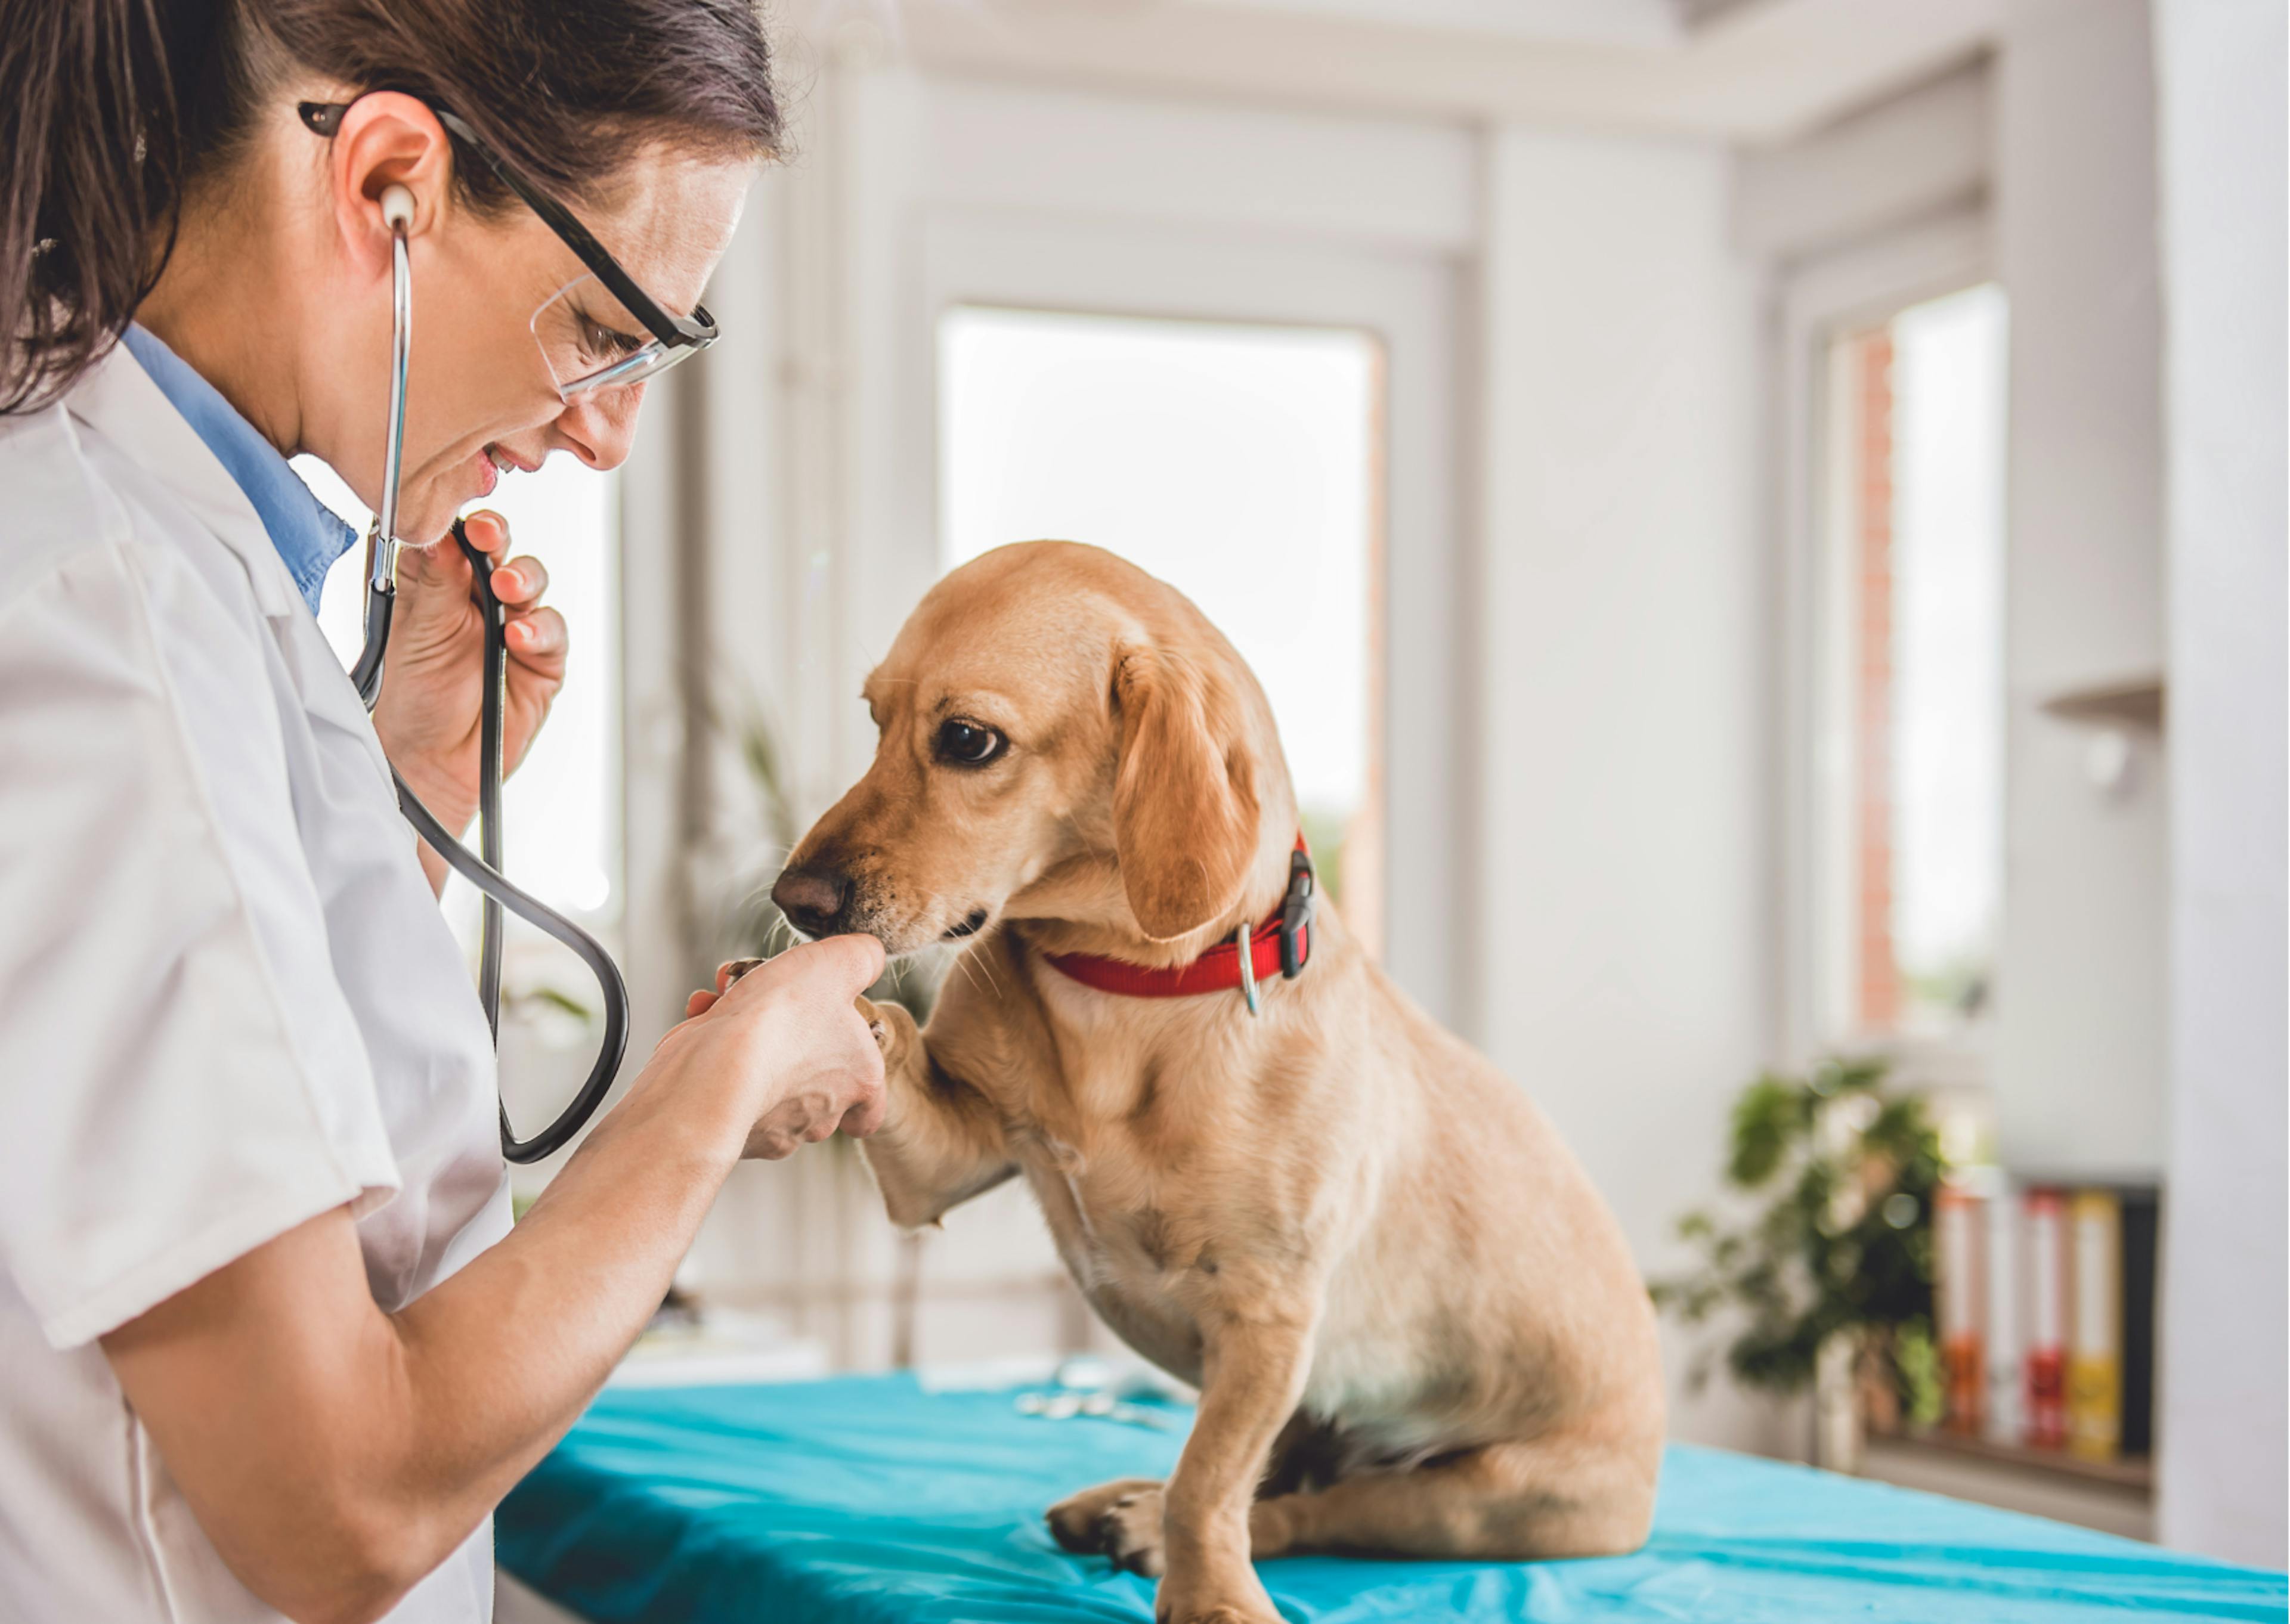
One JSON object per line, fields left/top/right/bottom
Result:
{"left": 498, "top": 1374, "right": 2286, "bottom": 1623}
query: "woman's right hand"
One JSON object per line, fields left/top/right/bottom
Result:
{"left": 635, "top": 935, "right": 888, "bottom": 1163}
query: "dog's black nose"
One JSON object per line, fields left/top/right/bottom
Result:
{"left": 772, "top": 867, "right": 852, "bottom": 938}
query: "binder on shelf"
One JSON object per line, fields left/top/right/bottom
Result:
{"left": 1981, "top": 1172, "right": 2022, "bottom": 1447}
{"left": 1934, "top": 1184, "right": 1985, "bottom": 1435}
{"left": 2119, "top": 1189, "right": 2158, "bottom": 1458}
{"left": 2065, "top": 1189, "right": 2123, "bottom": 1462}
{"left": 2022, "top": 1188, "right": 2067, "bottom": 1449}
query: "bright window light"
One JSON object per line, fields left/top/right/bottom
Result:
{"left": 298, "top": 454, "right": 621, "bottom": 921}
{"left": 1891, "top": 286, "right": 2008, "bottom": 1007}
{"left": 1820, "top": 283, "right": 2007, "bottom": 1038}
{"left": 938, "top": 306, "right": 1379, "bottom": 910}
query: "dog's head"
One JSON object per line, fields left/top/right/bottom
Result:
{"left": 772, "top": 542, "right": 1295, "bottom": 959}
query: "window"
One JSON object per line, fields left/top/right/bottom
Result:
{"left": 1815, "top": 284, "right": 2008, "bottom": 1042}
{"left": 937, "top": 306, "right": 1383, "bottom": 940}
{"left": 299, "top": 455, "right": 623, "bottom": 925}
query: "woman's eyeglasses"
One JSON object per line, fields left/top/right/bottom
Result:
{"left": 299, "top": 99, "right": 718, "bottom": 399}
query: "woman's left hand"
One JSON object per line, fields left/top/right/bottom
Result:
{"left": 371, "top": 509, "right": 566, "bottom": 870}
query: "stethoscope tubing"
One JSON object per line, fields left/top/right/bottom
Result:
{"left": 353, "top": 218, "right": 629, "bottom": 1164}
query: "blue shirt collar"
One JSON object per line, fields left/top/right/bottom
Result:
{"left": 119, "top": 324, "right": 358, "bottom": 617}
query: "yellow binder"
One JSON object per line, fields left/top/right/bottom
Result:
{"left": 2064, "top": 1189, "right": 2122, "bottom": 1461}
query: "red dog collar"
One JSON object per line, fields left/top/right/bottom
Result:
{"left": 1044, "top": 838, "right": 1316, "bottom": 1009}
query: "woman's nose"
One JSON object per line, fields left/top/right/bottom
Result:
{"left": 552, "top": 382, "right": 646, "bottom": 471}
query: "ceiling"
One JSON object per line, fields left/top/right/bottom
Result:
{"left": 1171, "top": 0, "right": 1776, "bottom": 49}
{"left": 795, "top": 0, "right": 2001, "bottom": 145}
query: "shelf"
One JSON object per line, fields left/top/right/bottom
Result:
{"left": 2039, "top": 675, "right": 2165, "bottom": 732}
{"left": 1867, "top": 1427, "right": 2153, "bottom": 1493}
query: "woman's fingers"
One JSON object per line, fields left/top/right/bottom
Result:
{"left": 417, "top": 510, "right": 556, "bottom": 661}
{"left": 505, "top": 605, "right": 567, "bottom": 662}
{"left": 463, "top": 515, "right": 558, "bottom": 636}
{"left": 492, "top": 553, "right": 549, "bottom": 606}
{"left": 707, "top": 940, "right": 890, "bottom": 1162}
{"left": 784, "top": 934, "right": 887, "bottom": 1000}
{"left": 461, "top": 508, "right": 510, "bottom": 561}
{"left": 717, "top": 934, "right": 885, "bottom": 1009}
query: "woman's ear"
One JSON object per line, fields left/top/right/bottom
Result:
{"left": 1110, "top": 644, "right": 1261, "bottom": 942}
{"left": 324, "top": 91, "right": 455, "bottom": 272}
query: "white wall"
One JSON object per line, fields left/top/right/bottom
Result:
{"left": 1474, "top": 129, "right": 1780, "bottom": 1453}
{"left": 2150, "top": 0, "right": 2288, "bottom": 1569}
{"left": 1733, "top": 58, "right": 1992, "bottom": 267}
{"left": 1992, "top": 0, "right": 2169, "bottom": 1176}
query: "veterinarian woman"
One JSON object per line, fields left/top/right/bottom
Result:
{"left": 0, "top": 4, "right": 885, "bottom": 1620}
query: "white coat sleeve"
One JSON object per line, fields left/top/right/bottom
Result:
{"left": 0, "top": 534, "right": 401, "bottom": 1350}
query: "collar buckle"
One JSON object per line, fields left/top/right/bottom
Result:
{"left": 1278, "top": 842, "right": 1316, "bottom": 980}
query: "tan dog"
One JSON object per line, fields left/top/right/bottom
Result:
{"left": 760, "top": 542, "right": 1661, "bottom": 1624}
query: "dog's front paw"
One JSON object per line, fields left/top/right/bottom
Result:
{"left": 1047, "top": 1478, "right": 1165, "bottom": 1576}
{"left": 856, "top": 994, "right": 920, "bottom": 1069}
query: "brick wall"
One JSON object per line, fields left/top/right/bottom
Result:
{"left": 1854, "top": 331, "right": 1899, "bottom": 1030}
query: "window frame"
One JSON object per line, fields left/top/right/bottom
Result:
{"left": 900, "top": 213, "right": 1466, "bottom": 1028}
{"left": 1775, "top": 206, "right": 1998, "bottom": 1090}
{"left": 931, "top": 300, "right": 1389, "bottom": 953}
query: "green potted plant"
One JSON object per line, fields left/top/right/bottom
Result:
{"left": 1651, "top": 1058, "right": 1947, "bottom": 1446}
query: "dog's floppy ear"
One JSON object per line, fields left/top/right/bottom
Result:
{"left": 1110, "top": 643, "right": 1261, "bottom": 941}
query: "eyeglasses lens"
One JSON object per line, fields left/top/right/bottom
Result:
{"left": 530, "top": 273, "right": 703, "bottom": 399}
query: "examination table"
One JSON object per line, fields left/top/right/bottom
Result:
{"left": 496, "top": 1372, "right": 2286, "bottom": 1623}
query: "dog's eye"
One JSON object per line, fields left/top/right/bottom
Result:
{"left": 934, "top": 718, "right": 1007, "bottom": 767}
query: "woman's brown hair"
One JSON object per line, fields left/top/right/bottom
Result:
{"left": 0, "top": 0, "right": 781, "bottom": 414}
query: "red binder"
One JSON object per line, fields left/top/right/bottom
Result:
{"left": 2022, "top": 1188, "right": 2067, "bottom": 1448}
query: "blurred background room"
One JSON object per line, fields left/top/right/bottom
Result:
{"left": 299, "top": 0, "right": 2284, "bottom": 1572}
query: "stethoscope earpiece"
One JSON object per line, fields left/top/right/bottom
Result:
{"left": 380, "top": 183, "right": 416, "bottom": 234}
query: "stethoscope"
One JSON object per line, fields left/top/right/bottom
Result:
{"left": 350, "top": 184, "right": 627, "bottom": 1163}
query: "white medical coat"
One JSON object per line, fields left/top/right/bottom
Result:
{"left": 0, "top": 344, "right": 511, "bottom": 1620}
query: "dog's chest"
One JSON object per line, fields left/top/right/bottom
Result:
{"left": 1011, "top": 1115, "right": 1209, "bottom": 1278}
{"left": 999, "top": 1067, "right": 1223, "bottom": 1348}
{"left": 1000, "top": 1035, "right": 1335, "bottom": 1373}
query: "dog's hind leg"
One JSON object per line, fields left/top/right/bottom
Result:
{"left": 1247, "top": 1424, "right": 1660, "bottom": 1562}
